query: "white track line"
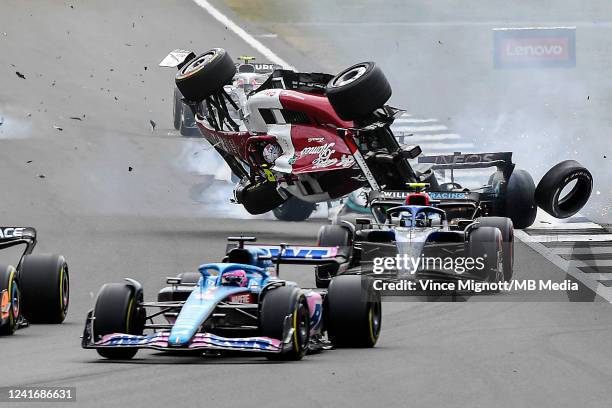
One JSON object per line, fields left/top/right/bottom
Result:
{"left": 520, "top": 234, "right": 612, "bottom": 242}
{"left": 393, "top": 118, "right": 439, "bottom": 124}
{"left": 393, "top": 125, "right": 448, "bottom": 132}
{"left": 552, "top": 247, "right": 612, "bottom": 255}
{"left": 192, "top": 0, "right": 296, "bottom": 70}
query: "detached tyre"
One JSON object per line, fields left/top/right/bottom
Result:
{"left": 93, "top": 283, "right": 144, "bottom": 360}
{"left": 315, "top": 225, "right": 351, "bottom": 288}
{"left": 505, "top": 169, "right": 537, "bottom": 229}
{"left": 476, "top": 217, "right": 514, "bottom": 282}
{"left": 260, "top": 286, "right": 309, "bottom": 361}
{"left": 326, "top": 62, "right": 391, "bottom": 121}
{"left": 272, "top": 197, "right": 316, "bottom": 222}
{"left": 0, "top": 265, "right": 20, "bottom": 335}
{"left": 326, "top": 275, "right": 381, "bottom": 348}
{"left": 175, "top": 48, "right": 236, "bottom": 102}
{"left": 535, "top": 160, "right": 593, "bottom": 219}
{"left": 19, "top": 254, "right": 69, "bottom": 324}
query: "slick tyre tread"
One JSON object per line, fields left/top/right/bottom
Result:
{"left": 0, "top": 265, "right": 19, "bottom": 335}
{"left": 468, "top": 226, "right": 503, "bottom": 283}
{"left": 534, "top": 160, "right": 593, "bottom": 219}
{"left": 326, "top": 62, "right": 391, "bottom": 121}
{"left": 505, "top": 169, "right": 537, "bottom": 229}
{"left": 173, "top": 88, "right": 182, "bottom": 130}
{"left": 326, "top": 275, "right": 381, "bottom": 348}
{"left": 260, "top": 286, "right": 309, "bottom": 361}
{"left": 272, "top": 197, "right": 316, "bottom": 222}
{"left": 315, "top": 225, "right": 351, "bottom": 288}
{"left": 93, "top": 283, "right": 142, "bottom": 360}
{"left": 175, "top": 48, "right": 236, "bottom": 102}
{"left": 19, "top": 254, "right": 69, "bottom": 324}
{"left": 476, "top": 217, "right": 514, "bottom": 282}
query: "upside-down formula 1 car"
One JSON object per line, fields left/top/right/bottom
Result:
{"left": 82, "top": 237, "right": 381, "bottom": 361}
{"left": 160, "top": 48, "right": 592, "bottom": 227}
{"left": 0, "top": 227, "right": 70, "bottom": 335}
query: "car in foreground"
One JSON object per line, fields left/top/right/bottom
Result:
{"left": 0, "top": 227, "right": 70, "bottom": 335}
{"left": 82, "top": 237, "right": 381, "bottom": 360}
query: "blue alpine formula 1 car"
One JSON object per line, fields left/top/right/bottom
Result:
{"left": 82, "top": 237, "right": 381, "bottom": 361}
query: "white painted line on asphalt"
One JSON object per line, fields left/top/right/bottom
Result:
{"left": 520, "top": 234, "right": 612, "bottom": 242}
{"left": 398, "top": 133, "right": 462, "bottom": 141}
{"left": 191, "top": 0, "right": 297, "bottom": 70}
{"left": 552, "top": 247, "right": 612, "bottom": 255}
{"left": 515, "top": 229, "right": 612, "bottom": 303}
{"left": 393, "top": 125, "right": 448, "bottom": 132}
{"left": 569, "top": 260, "right": 612, "bottom": 267}
{"left": 393, "top": 118, "right": 439, "bottom": 124}
{"left": 529, "top": 222, "right": 604, "bottom": 230}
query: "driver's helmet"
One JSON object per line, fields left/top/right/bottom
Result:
{"left": 399, "top": 211, "right": 413, "bottom": 227}
{"left": 415, "top": 212, "right": 429, "bottom": 228}
{"left": 221, "top": 270, "right": 248, "bottom": 287}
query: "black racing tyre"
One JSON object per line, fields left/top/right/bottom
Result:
{"left": 19, "top": 254, "right": 69, "bottom": 324}
{"left": 260, "top": 286, "right": 309, "bottom": 361}
{"left": 272, "top": 197, "right": 316, "bottom": 222}
{"left": 175, "top": 48, "right": 236, "bottom": 102}
{"left": 326, "top": 275, "right": 381, "bottom": 348}
{"left": 326, "top": 62, "right": 391, "bottom": 121}
{"left": 93, "top": 283, "right": 144, "bottom": 359}
{"left": 476, "top": 217, "right": 514, "bottom": 282}
{"left": 177, "top": 272, "right": 201, "bottom": 285}
{"left": 315, "top": 225, "right": 352, "bottom": 288}
{"left": 535, "top": 160, "right": 593, "bottom": 219}
{"left": 0, "top": 265, "right": 20, "bottom": 335}
{"left": 468, "top": 226, "right": 503, "bottom": 283}
{"left": 235, "top": 180, "right": 287, "bottom": 215}
{"left": 173, "top": 88, "right": 182, "bottom": 130}
{"left": 505, "top": 169, "right": 537, "bottom": 229}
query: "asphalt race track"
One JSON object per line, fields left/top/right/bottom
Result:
{"left": 1, "top": 1, "right": 611, "bottom": 407}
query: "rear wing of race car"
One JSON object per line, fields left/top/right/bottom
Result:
{"left": 0, "top": 226, "right": 37, "bottom": 254}
{"left": 225, "top": 237, "right": 349, "bottom": 265}
{"left": 417, "top": 151, "right": 515, "bottom": 178}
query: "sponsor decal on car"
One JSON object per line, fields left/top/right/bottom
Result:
{"left": 428, "top": 192, "right": 468, "bottom": 200}
{"left": 493, "top": 27, "right": 576, "bottom": 68}
{"left": 0, "top": 227, "right": 25, "bottom": 239}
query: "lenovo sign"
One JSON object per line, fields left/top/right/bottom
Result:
{"left": 494, "top": 27, "right": 576, "bottom": 68}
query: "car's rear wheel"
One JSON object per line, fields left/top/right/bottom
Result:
{"left": 476, "top": 217, "right": 514, "bottom": 282}
{"left": 0, "top": 265, "right": 20, "bottom": 335}
{"left": 272, "top": 197, "right": 316, "bottom": 222}
{"left": 175, "top": 48, "right": 236, "bottom": 102}
{"left": 19, "top": 254, "right": 69, "bottom": 324}
{"left": 93, "top": 283, "right": 144, "bottom": 360}
{"left": 504, "top": 169, "right": 537, "bottom": 229}
{"left": 326, "top": 62, "right": 391, "bottom": 121}
{"left": 260, "top": 286, "right": 309, "bottom": 361}
{"left": 326, "top": 275, "right": 381, "bottom": 347}
{"left": 315, "top": 225, "right": 352, "bottom": 288}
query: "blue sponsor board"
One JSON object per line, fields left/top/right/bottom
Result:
{"left": 493, "top": 27, "right": 576, "bottom": 68}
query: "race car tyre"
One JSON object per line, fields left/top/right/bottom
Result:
{"left": 476, "top": 217, "right": 514, "bottom": 282}
{"left": 326, "top": 275, "right": 381, "bottom": 348}
{"left": 260, "top": 286, "right": 309, "bottom": 361}
{"left": 175, "top": 48, "right": 236, "bottom": 102}
{"left": 235, "top": 180, "right": 286, "bottom": 215}
{"left": 468, "top": 226, "right": 504, "bottom": 283}
{"left": 272, "top": 197, "right": 316, "bottom": 222}
{"left": 326, "top": 62, "right": 392, "bottom": 121}
{"left": 19, "top": 254, "right": 69, "bottom": 324}
{"left": 315, "top": 225, "right": 352, "bottom": 288}
{"left": 534, "top": 160, "right": 593, "bottom": 219}
{"left": 504, "top": 169, "right": 537, "bottom": 229}
{"left": 0, "top": 265, "right": 20, "bottom": 335}
{"left": 93, "top": 283, "right": 144, "bottom": 360}
{"left": 173, "top": 88, "right": 182, "bottom": 130}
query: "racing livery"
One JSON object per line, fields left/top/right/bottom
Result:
{"left": 82, "top": 237, "right": 381, "bottom": 360}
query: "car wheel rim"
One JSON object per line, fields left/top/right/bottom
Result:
{"left": 11, "top": 281, "right": 19, "bottom": 320}
{"left": 369, "top": 302, "right": 381, "bottom": 341}
{"left": 333, "top": 65, "right": 368, "bottom": 87}
{"left": 61, "top": 269, "right": 69, "bottom": 312}
{"left": 181, "top": 51, "right": 216, "bottom": 77}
